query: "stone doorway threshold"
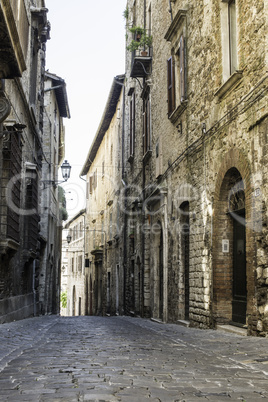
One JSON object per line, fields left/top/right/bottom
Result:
{"left": 177, "top": 319, "right": 190, "bottom": 327}
{"left": 217, "top": 324, "right": 247, "bottom": 336}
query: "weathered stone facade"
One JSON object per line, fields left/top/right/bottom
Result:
{"left": 70, "top": 0, "right": 268, "bottom": 336}
{"left": 121, "top": 0, "right": 268, "bottom": 336}
{"left": 63, "top": 209, "right": 86, "bottom": 316}
{"left": 0, "top": 0, "right": 69, "bottom": 323}
{"left": 80, "top": 76, "right": 125, "bottom": 317}
{"left": 39, "top": 71, "right": 70, "bottom": 315}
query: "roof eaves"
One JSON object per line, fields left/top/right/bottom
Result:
{"left": 80, "top": 74, "right": 125, "bottom": 177}
{"left": 45, "top": 71, "right": 71, "bottom": 118}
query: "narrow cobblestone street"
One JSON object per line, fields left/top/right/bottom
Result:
{"left": 0, "top": 316, "right": 267, "bottom": 401}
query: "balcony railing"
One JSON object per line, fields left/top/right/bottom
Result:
{"left": 130, "top": 45, "right": 152, "bottom": 78}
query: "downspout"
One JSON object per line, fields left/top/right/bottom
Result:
{"left": 163, "top": 194, "right": 168, "bottom": 322}
{"left": 121, "top": 84, "right": 127, "bottom": 314}
{"left": 144, "top": 0, "right": 146, "bottom": 28}
{"left": 168, "top": 0, "right": 173, "bottom": 22}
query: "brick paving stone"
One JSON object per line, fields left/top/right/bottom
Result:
{"left": 0, "top": 315, "right": 267, "bottom": 401}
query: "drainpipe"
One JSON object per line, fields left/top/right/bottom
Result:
{"left": 163, "top": 193, "right": 168, "bottom": 323}
{"left": 121, "top": 84, "right": 127, "bottom": 314}
{"left": 144, "top": 0, "right": 146, "bottom": 28}
{"left": 168, "top": 0, "right": 173, "bottom": 22}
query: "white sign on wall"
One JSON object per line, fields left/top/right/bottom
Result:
{"left": 222, "top": 239, "right": 229, "bottom": 253}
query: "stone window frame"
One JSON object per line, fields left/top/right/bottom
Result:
{"left": 215, "top": 0, "right": 243, "bottom": 99}
{"left": 164, "top": 9, "right": 188, "bottom": 124}
{"left": 142, "top": 85, "right": 152, "bottom": 162}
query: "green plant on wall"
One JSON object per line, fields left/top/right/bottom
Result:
{"left": 61, "top": 291, "right": 67, "bottom": 308}
{"left": 123, "top": 5, "right": 129, "bottom": 20}
{"left": 126, "top": 25, "right": 152, "bottom": 52}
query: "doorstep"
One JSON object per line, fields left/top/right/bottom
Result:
{"left": 177, "top": 319, "right": 190, "bottom": 327}
{"left": 217, "top": 324, "right": 247, "bottom": 336}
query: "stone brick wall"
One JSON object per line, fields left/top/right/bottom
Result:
{"left": 123, "top": 0, "right": 268, "bottom": 335}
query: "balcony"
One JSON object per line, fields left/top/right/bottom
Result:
{"left": 130, "top": 47, "right": 152, "bottom": 78}
{"left": 0, "top": 0, "right": 30, "bottom": 78}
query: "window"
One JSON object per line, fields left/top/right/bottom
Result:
{"left": 143, "top": 90, "right": 151, "bottom": 155}
{"left": 221, "top": 0, "right": 238, "bottom": 80}
{"left": 71, "top": 257, "right": 74, "bottom": 273}
{"left": 109, "top": 212, "right": 113, "bottom": 241}
{"left": 93, "top": 169, "right": 97, "bottom": 190}
{"left": 78, "top": 255, "right": 82, "bottom": 272}
{"left": 165, "top": 9, "right": 187, "bottom": 121}
{"left": 29, "top": 31, "right": 38, "bottom": 106}
{"left": 228, "top": 0, "right": 238, "bottom": 75}
{"left": 167, "top": 56, "right": 175, "bottom": 115}
{"left": 2, "top": 127, "right": 22, "bottom": 243}
{"left": 89, "top": 176, "right": 93, "bottom": 195}
{"left": 129, "top": 92, "right": 135, "bottom": 158}
{"left": 167, "top": 35, "right": 186, "bottom": 117}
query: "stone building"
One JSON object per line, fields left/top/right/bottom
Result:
{"left": 80, "top": 75, "right": 125, "bottom": 317}
{"left": 122, "top": 0, "right": 268, "bottom": 336}
{"left": 39, "top": 71, "right": 70, "bottom": 315}
{"left": 63, "top": 209, "right": 86, "bottom": 316}
{"left": 63, "top": 0, "right": 268, "bottom": 336}
{"left": 0, "top": 0, "right": 70, "bottom": 323}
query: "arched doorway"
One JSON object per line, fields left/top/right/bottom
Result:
{"left": 213, "top": 167, "right": 247, "bottom": 325}
{"left": 229, "top": 174, "right": 246, "bottom": 324}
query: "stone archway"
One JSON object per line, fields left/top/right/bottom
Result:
{"left": 212, "top": 149, "right": 255, "bottom": 328}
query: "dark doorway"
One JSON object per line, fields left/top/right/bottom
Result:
{"left": 180, "top": 202, "right": 190, "bottom": 320}
{"left": 159, "top": 226, "right": 164, "bottom": 320}
{"left": 232, "top": 210, "right": 247, "bottom": 324}
{"left": 72, "top": 286, "right": 76, "bottom": 316}
{"left": 89, "top": 277, "right": 93, "bottom": 315}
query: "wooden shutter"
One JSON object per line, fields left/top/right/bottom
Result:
{"left": 130, "top": 93, "right": 136, "bottom": 157}
{"left": 89, "top": 176, "right": 93, "bottom": 194}
{"left": 143, "top": 105, "right": 147, "bottom": 155}
{"left": 180, "top": 35, "right": 186, "bottom": 102}
{"left": 146, "top": 96, "right": 151, "bottom": 151}
{"left": 167, "top": 56, "right": 175, "bottom": 115}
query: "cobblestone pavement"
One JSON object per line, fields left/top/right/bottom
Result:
{"left": 0, "top": 316, "right": 267, "bottom": 401}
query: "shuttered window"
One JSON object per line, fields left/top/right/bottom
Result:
{"left": 129, "top": 93, "right": 135, "bottom": 157}
{"left": 143, "top": 92, "right": 151, "bottom": 155}
{"left": 167, "top": 35, "right": 187, "bottom": 116}
{"left": 89, "top": 176, "right": 93, "bottom": 194}
{"left": 179, "top": 35, "right": 186, "bottom": 102}
{"left": 167, "top": 57, "right": 175, "bottom": 115}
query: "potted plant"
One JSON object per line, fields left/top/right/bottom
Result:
{"left": 126, "top": 26, "right": 152, "bottom": 55}
{"left": 140, "top": 33, "right": 152, "bottom": 55}
{"left": 128, "top": 25, "right": 144, "bottom": 40}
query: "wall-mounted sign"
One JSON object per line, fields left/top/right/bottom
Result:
{"left": 255, "top": 188, "right": 261, "bottom": 197}
{"left": 222, "top": 239, "right": 229, "bottom": 253}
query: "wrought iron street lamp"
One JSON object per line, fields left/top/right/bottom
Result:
{"left": 42, "top": 160, "right": 71, "bottom": 188}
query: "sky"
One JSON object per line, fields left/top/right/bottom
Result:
{"left": 45, "top": 0, "right": 126, "bottom": 219}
